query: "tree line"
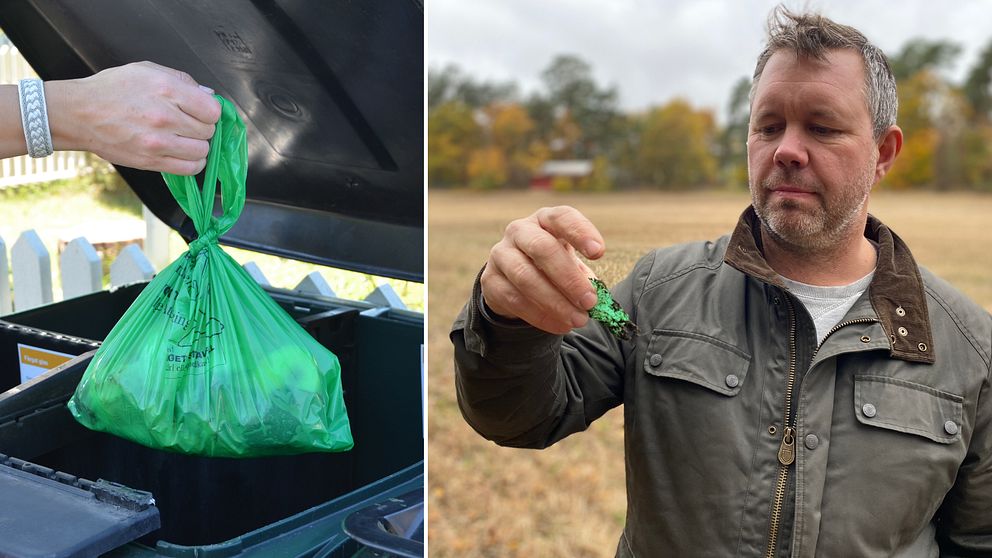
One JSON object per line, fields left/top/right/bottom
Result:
{"left": 428, "top": 39, "right": 992, "bottom": 191}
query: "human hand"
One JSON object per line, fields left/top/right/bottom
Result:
{"left": 47, "top": 61, "right": 222, "bottom": 175}
{"left": 481, "top": 206, "right": 605, "bottom": 334}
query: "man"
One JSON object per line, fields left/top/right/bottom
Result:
{"left": 451, "top": 7, "right": 992, "bottom": 557}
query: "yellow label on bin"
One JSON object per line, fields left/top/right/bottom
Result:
{"left": 17, "top": 343, "right": 75, "bottom": 383}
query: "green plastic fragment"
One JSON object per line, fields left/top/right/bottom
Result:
{"left": 588, "top": 278, "right": 638, "bottom": 341}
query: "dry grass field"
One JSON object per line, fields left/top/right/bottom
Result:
{"left": 427, "top": 189, "right": 992, "bottom": 557}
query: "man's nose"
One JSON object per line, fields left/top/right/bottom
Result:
{"left": 773, "top": 127, "right": 809, "bottom": 168}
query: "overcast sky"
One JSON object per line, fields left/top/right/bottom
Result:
{"left": 428, "top": 0, "right": 992, "bottom": 118}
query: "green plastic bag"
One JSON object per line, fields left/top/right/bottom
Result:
{"left": 68, "top": 96, "right": 354, "bottom": 457}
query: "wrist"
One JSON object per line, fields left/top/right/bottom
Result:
{"left": 0, "top": 85, "right": 26, "bottom": 157}
{"left": 479, "top": 295, "right": 527, "bottom": 326}
{"left": 45, "top": 78, "right": 86, "bottom": 152}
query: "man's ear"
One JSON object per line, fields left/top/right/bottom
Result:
{"left": 874, "top": 125, "right": 903, "bottom": 183}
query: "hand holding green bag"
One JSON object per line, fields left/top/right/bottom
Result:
{"left": 68, "top": 96, "right": 353, "bottom": 457}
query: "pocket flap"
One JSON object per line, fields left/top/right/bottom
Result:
{"left": 643, "top": 330, "right": 751, "bottom": 396}
{"left": 854, "top": 375, "right": 963, "bottom": 444}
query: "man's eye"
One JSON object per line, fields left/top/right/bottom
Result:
{"left": 810, "top": 125, "right": 836, "bottom": 135}
{"left": 757, "top": 125, "right": 780, "bottom": 135}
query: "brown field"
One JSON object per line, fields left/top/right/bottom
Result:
{"left": 427, "top": 189, "right": 992, "bottom": 557}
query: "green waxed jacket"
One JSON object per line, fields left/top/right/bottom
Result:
{"left": 450, "top": 207, "right": 992, "bottom": 557}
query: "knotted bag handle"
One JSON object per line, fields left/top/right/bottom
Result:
{"left": 161, "top": 95, "right": 248, "bottom": 253}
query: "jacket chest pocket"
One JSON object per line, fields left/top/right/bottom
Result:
{"left": 854, "top": 375, "right": 963, "bottom": 444}
{"left": 643, "top": 330, "right": 751, "bottom": 396}
{"left": 634, "top": 329, "right": 755, "bottom": 518}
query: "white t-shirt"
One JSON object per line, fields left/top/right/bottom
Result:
{"left": 780, "top": 271, "right": 875, "bottom": 345}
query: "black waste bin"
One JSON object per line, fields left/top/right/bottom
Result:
{"left": 0, "top": 283, "right": 424, "bottom": 556}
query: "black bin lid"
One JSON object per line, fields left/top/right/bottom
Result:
{"left": 0, "top": 0, "right": 423, "bottom": 282}
{"left": 0, "top": 457, "right": 160, "bottom": 558}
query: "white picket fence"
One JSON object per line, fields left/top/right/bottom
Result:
{"left": 0, "top": 229, "right": 406, "bottom": 316}
{"left": 0, "top": 43, "right": 89, "bottom": 189}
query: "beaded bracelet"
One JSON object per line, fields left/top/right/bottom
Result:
{"left": 18, "top": 78, "right": 54, "bottom": 158}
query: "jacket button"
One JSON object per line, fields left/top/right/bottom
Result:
{"left": 862, "top": 403, "right": 877, "bottom": 418}
{"left": 725, "top": 374, "right": 739, "bottom": 388}
{"left": 649, "top": 354, "right": 662, "bottom": 367}
{"left": 944, "top": 421, "right": 959, "bottom": 435}
{"left": 804, "top": 434, "right": 819, "bottom": 449}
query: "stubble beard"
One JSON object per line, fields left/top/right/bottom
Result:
{"left": 750, "top": 164, "right": 875, "bottom": 254}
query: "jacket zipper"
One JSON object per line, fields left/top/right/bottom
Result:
{"left": 765, "top": 296, "right": 798, "bottom": 558}
{"left": 764, "top": 313, "right": 881, "bottom": 557}
{"left": 811, "top": 317, "right": 880, "bottom": 360}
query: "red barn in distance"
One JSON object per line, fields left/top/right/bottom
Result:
{"left": 530, "top": 159, "right": 593, "bottom": 190}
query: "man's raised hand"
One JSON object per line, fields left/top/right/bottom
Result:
{"left": 480, "top": 206, "right": 605, "bottom": 334}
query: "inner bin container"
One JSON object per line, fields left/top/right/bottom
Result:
{"left": 0, "top": 282, "right": 423, "bottom": 547}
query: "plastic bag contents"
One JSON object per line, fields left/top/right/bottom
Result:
{"left": 68, "top": 96, "right": 353, "bottom": 457}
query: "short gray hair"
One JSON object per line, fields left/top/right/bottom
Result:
{"left": 750, "top": 6, "right": 898, "bottom": 140}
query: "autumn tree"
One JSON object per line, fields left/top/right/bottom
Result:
{"left": 883, "top": 39, "right": 960, "bottom": 189}
{"left": 427, "top": 101, "right": 481, "bottom": 187}
{"left": 466, "top": 103, "right": 548, "bottom": 188}
{"left": 493, "top": 104, "right": 548, "bottom": 186}
{"left": 428, "top": 65, "right": 521, "bottom": 188}
{"left": 631, "top": 99, "right": 718, "bottom": 189}
{"left": 604, "top": 113, "right": 642, "bottom": 188}
{"left": 954, "top": 125, "right": 992, "bottom": 191}
{"left": 964, "top": 39, "right": 992, "bottom": 123}
{"left": 428, "top": 64, "right": 517, "bottom": 110}
{"left": 958, "top": 38, "right": 992, "bottom": 190}
{"left": 529, "top": 55, "right": 622, "bottom": 159}
{"left": 465, "top": 147, "right": 507, "bottom": 189}
{"left": 884, "top": 37, "right": 992, "bottom": 191}
{"left": 718, "top": 77, "right": 752, "bottom": 188}
{"left": 889, "top": 41, "right": 961, "bottom": 81}
{"left": 885, "top": 69, "right": 941, "bottom": 189}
